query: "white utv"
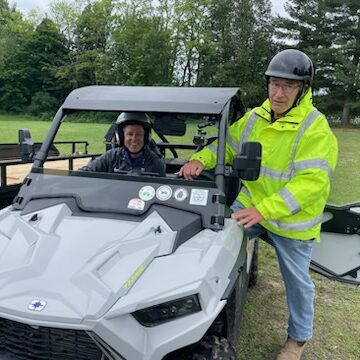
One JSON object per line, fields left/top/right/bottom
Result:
{"left": 0, "top": 86, "right": 262, "bottom": 360}
{"left": 0, "top": 86, "right": 358, "bottom": 360}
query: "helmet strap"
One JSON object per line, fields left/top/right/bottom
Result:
{"left": 294, "top": 82, "right": 311, "bottom": 107}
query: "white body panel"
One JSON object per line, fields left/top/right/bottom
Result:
{"left": 0, "top": 204, "right": 248, "bottom": 359}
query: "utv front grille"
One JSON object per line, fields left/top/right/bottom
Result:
{"left": 0, "top": 316, "right": 103, "bottom": 360}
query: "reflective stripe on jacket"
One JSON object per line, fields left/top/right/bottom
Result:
{"left": 191, "top": 89, "right": 338, "bottom": 240}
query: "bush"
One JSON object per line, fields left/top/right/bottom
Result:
{"left": 64, "top": 111, "right": 118, "bottom": 124}
{"left": 0, "top": 84, "right": 28, "bottom": 113}
{"left": 28, "top": 92, "right": 59, "bottom": 115}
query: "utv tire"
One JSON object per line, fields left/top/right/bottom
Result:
{"left": 191, "top": 335, "right": 237, "bottom": 360}
{"left": 248, "top": 239, "right": 258, "bottom": 288}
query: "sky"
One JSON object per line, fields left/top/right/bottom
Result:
{"left": 11, "top": 0, "right": 48, "bottom": 12}
{"left": 12, "top": 0, "right": 287, "bottom": 16}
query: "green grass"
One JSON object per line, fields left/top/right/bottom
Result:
{"left": 1, "top": 116, "right": 359, "bottom": 359}
{"left": 1, "top": 115, "right": 359, "bottom": 204}
{"left": 0, "top": 115, "right": 110, "bottom": 155}
{"left": 328, "top": 129, "right": 360, "bottom": 204}
{"left": 237, "top": 242, "right": 360, "bottom": 360}
{"left": 0, "top": 115, "right": 203, "bottom": 158}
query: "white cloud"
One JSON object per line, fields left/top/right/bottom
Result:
{"left": 11, "top": 0, "right": 50, "bottom": 12}
{"left": 272, "top": 0, "right": 287, "bottom": 16}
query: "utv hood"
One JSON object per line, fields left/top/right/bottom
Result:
{"left": 0, "top": 203, "right": 180, "bottom": 324}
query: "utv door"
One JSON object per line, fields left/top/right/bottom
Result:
{"left": 310, "top": 203, "right": 360, "bottom": 286}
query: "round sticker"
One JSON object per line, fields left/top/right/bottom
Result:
{"left": 174, "top": 188, "right": 188, "bottom": 202}
{"left": 128, "top": 198, "right": 145, "bottom": 210}
{"left": 139, "top": 186, "right": 155, "bottom": 201}
{"left": 156, "top": 185, "right": 173, "bottom": 201}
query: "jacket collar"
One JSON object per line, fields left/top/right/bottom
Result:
{"left": 256, "top": 88, "right": 315, "bottom": 124}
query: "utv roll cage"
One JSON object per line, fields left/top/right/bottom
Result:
{"left": 31, "top": 86, "right": 246, "bottom": 193}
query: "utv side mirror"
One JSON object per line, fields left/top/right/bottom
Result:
{"left": 18, "top": 128, "right": 35, "bottom": 162}
{"left": 232, "top": 142, "right": 262, "bottom": 181}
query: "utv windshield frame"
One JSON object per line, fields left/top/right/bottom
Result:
{"left": 32, "top": 86, "right": 245, "bottom": 192}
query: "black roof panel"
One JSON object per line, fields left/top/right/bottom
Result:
{"left": 62, "top": 86, "right": 241, "bottom": 115}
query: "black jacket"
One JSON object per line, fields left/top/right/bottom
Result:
{"left": 81, "top": 145, "right": 166, "bottom": 176}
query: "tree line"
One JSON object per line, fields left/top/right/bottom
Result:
{"left": 0, "top": 0, "right": 358, "bottom": 124}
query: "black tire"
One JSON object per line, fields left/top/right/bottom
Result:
{"left": 248, "top": 239, "right": 258, "bottom": 288}
{"left": 191, "top": 335, "right": 237, "bottom": 360}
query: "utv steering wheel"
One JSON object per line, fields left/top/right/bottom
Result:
{"left": 176, "top": 171, "right": 214, "bottom": 181}
{"left": 196, "top": 171, "right": 215, "bottom": 181}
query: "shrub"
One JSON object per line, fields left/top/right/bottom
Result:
{"left": 28, "top": 92, "right": 59, "bottom": 115}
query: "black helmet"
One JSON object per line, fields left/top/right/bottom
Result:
{"left": 116, "top": 112, "right": 151, "bottom": 146}
{"left": 265, "top": 49, "right": 314, "bottom": 83}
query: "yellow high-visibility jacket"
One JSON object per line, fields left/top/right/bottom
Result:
{"left": 191, "top": 90, "right": 338, "bottom": 240}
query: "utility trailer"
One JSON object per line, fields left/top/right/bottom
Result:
{"left": 0, "top": 139, "right": 96, "bottom": 209}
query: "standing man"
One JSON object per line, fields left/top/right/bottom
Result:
{"left": 82, "top": 112, "right": 166, "bottom": 176}
{"left": 180, "top": 49, "right": 338, "bottom": 360}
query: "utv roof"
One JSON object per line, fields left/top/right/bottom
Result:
{"left": 62, "top": 85, "right": 241, "bottom": 115}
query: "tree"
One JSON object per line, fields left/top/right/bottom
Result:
{"left": 110, "top": 12, "right": 174, "bottom": 85}
{"left": 275, "top": 0, "right": 359, "bottom": 124}
{"left": 195, "top": 0, "right": 275, "bottom": 106}
{"left": 170, "top": 0, "right": 213, "bottom": 86}
{"left": 23, "top": 18, "right": 70, "bottom": 99}
{"left": 230, "top": 0, "right": 276, "bottom": 106}
{"left": 0, "top": 2, "right": 34, "bottom": 111}
{"left": 324, "top": 0, "right": 359, "bottom": 124}
{"left": 71, "top": 0, "right": 115, "bottom": 86}
{"left": 49, "top": 0, "right": 85, "bottom": 44}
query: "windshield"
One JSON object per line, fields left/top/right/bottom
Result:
{"left": 13, "top": 110, "right": 227, "bottom": 230}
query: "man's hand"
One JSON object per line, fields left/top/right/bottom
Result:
{"left": 231, "top": 207, "right": 264, "bottom": 228}
{"left": 179, "top": 160, "right": 204, "bottom": 180}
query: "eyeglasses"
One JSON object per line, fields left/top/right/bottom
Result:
{"left": 268, "top": 81, "right": 301, "bottom": 94}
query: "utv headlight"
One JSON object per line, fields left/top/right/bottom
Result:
{"left": 132, "top": 294, "right": 201, "bottom": 327}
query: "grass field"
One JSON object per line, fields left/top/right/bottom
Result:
{"left": 1, "top": 115, "right": 359, "bottom": 204}
{"left": 237, "top": 242, "right": 360, "bottom": 360}
{"left": 1, "top": 115, "right": 360, "bottom": 359}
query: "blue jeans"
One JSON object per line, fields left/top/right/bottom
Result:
{"left": 232, "top": 202, "right": 315, "bottom": 341}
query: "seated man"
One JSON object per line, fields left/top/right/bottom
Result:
{"left": 81, "top": 112, "right": 165, "bottom": 176}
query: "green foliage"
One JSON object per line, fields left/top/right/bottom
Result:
{"left": 24, "top": 18, "right": 71, "bottom": 98}
{"left": 0, "top": 0, "right": 358, "bottom": 120}
{"left": 0, "top": 11, "right": 70, "bottom": 112}
{"left": 275, "top": 0, "right": 359, "bottom": 124}
{"left": 0, "top": 84, "right": 28, "bottom": 112}
{"left": 64, "top": 111, "right": 118, "bottom": 124}
{"left": 69, "top": 0, "right": 114, "bottom": 86}
{"left": 0, "top": 2, "right": 33, "bottom": 111}
{"left": 110, "top": 12, "right": 174, "bottom": 85}
{"left": 27, "top": 91, "right": 60, "bottom": 115}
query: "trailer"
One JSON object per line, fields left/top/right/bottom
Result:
{"left": 0, "top": 139, "right": 97, "bottom": 208}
